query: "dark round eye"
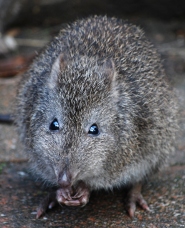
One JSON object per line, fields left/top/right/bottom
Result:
{"left": 49, "top": 118, "right": 59, "bottom": 131}
{"left": 88, "top": 124, "right": 99, "bottom": 136}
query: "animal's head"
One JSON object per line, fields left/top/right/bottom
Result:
{"left": 24, "top": 54, "right": 129, "bottom": 188}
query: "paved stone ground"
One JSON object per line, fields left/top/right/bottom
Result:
{"left": 0, "top": 18, "right": 185, "bottom": 227}
{"left": 0, "top": 163, "right": 184, "bottom": 227}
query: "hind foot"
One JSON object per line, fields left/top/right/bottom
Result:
{"left": 125, "top": 183, "right": 150, "bottom": 218}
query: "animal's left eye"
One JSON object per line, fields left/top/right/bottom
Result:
{"left": 49, "top": 118, "right": 60, "bottom": 131}
{"left": 88, "top": 123, "right": 99, "bottom": 136}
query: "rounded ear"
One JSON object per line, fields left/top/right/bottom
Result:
{"left": 48, "top": 53, "right": 68, "bottom": 89}
{"left": 102, "top": 58, "right": 116, "bottom": 82}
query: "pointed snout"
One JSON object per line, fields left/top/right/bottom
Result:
{"left": 58, "top": 169, "right": 72, "bottom": 188}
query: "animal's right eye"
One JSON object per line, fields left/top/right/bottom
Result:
{"left": 88, "top": 123, "right": 99, "bottom": 136}
{"left": 49, "top": 118, "right": 59, "bottom": 131}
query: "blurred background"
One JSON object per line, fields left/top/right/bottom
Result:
{"left": 0, "top": 0, "right": 185, "bottom": 164}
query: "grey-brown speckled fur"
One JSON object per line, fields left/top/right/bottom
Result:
{"left": 16, "top": 16, "right": 177, "bottom": 195}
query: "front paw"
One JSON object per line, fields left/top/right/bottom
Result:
{"left": 57, "top": 181, "right": 90, "bottom": 206}
{"left": 36, "top": 181, "right": 90, "bottom": 218}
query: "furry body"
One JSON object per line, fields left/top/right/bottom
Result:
{"left": 16, "top": 16, "right": 177, "bottom": 216}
